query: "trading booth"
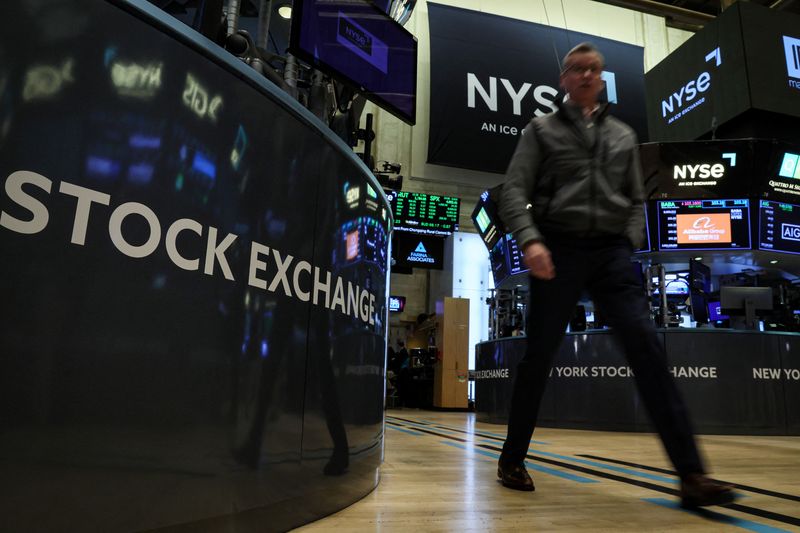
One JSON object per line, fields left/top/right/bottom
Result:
{"left": 473, "top": 139, "right": 800, "bottom": 436}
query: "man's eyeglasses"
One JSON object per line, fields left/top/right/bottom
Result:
{"left": 562, "top": 64, "right": 603, "bottom": 76}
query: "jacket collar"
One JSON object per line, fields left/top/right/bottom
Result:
{"left": 555, "top": 93, "right": 611, "bottom": 123}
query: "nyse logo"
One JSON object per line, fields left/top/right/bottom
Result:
{"left": 466, "top": 71, "right": 619, "bottom": 117}
{"left": 674, "top": 163, "right": 724, "bottom": 180}
{"left": 784, "top": 35, "right": 800, "bottom": 90}
{"left": 782, "top": 223, "right": 800, "bottom": 241}
{"left": 661, "top": 47, "right": 721, "bottom": 122}
{"left": 673, "top": 153, "right": 735, "bottom": 181}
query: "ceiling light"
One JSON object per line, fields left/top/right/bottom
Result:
{"left": 694, "top": 256, "right": 702, "bottom": 261}
{"left": 277, "top": 4, "right": 292, "bottom": 19}
{"left": 770, "top": 260, "right": 778, "bottom": 264}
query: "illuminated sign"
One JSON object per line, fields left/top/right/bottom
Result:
{"left": 785, "top": 35, "right": 800, "bottom": 89}
{"left": 391, "top": 191, "right": 460, "bottom": 235}
{"left": 657, "top": 199, "right": 751, "bottom": 250}
{"left": 182, "top": 73, "right": 222, "bottom": 122}
{"left": 779, "top": 153, "right": 800, "bottom": 179}
{"left": 676, "top": 213, "right": 732, "bottom": 243}
{"left": 758, "top": 200, "right": 800, "bottom": 254}
{"left": 388, "top": 295, "right": 406, "bottom": 312}
{"left": 660, "top": 47, "right": 720, "bottom": 124}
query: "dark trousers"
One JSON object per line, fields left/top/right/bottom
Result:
{"left": 501, "top": 235, "right": 704, "bottom": 478}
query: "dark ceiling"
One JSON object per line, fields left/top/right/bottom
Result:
{"left": 593, "top": 0, "right": 799, "bottom": 31}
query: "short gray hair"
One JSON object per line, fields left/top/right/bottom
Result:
{"left": 561, "top": 42, "right": 605, "bottom": 73}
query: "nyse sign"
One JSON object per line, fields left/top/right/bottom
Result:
{"left": 427, "top": 3, "right": 646, "bottom": 174}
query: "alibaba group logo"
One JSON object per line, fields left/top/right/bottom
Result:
{"left": 692, "top": 216, "right": 715, "bottom": 229}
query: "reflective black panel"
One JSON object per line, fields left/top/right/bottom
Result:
{"left": 0, "top": 1, "right": 390, "bottom": 531}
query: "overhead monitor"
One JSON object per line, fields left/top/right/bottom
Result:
{"left": 505, "top": 234, "right": 527, "bottom": 276}
{"left": 289, "top": 0, "right": 418, "bottom": 125}
{"left": 761, "top": 144, "right": 800, "bottom": 203}
{"left": 638, "top": 140, "right": 752, "bottom": 200}
{"left": 644, "top": 3, "right": 748, "bottom": 142}
{"left": 388, "top": 295, "right": 406, "bottom": 312}
{"left": 387, "top": 190, "right": 460, "bottom": 235}
{"left": 656, "top": 199, "right": 751, "bottom": 251}
{"left": 471, "top": 187, "right": 505, "bottom": 250}
{"left": 758, "top": 199, "right": 800, "bottom": 254}
{"left": 393, "top": 232, "right": 444, "bottom": 270}
{"left": 739, "top": 3, "right": 800, "bottom": 120}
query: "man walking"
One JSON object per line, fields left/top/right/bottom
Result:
{"left": 497, "top": 42, "right": 735, "bottom": 508}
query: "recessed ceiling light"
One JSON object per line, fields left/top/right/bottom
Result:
{"left": 770, "top": 259, "right": 778, "bottom": 264}
{"left": 277, "top": 4, "right": 292, "bottom": 19}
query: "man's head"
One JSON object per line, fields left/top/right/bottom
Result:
{"left": 559, "top": 42, "right": 605, "bottom": 108}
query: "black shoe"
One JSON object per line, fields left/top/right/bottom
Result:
{"left": 497, "top": 459, "right": 535, "bottom": 491}
{"left": 680, "top": 473, "right": 736, "bottom": 508}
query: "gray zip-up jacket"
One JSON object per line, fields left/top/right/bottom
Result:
{"left": 499, "top": 99, "right": 645, "bottom": 250}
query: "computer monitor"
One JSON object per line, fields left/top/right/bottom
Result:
{"left": 720, "top": 286, "right": 773, "bottom": 330}
{"left": 289, "top": 0, "right": 418, "bottom": 124}
{"left": 707, "top": 301, "right": 729, "bottom": 321}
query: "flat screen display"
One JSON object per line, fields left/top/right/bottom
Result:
{"left": 393, "top": 232, "right": 444, "bottom": 270}
{"left": 739, "top": 2, "right": 800, "bottom": 120}
{"left": 639, "top": 140, "right": 753, "bottom": 200}
{"left": 388, "top": 295, "right": 406, "bottom": 312}
{"left": 505, "top": 234, "right": 527, "bottom": 276}
{"left": 656, "top": 199, "right": 751, "bottom": 250}
{"left": 471, "top": 188, "right": 503, "bottom": 250}
{"left": 289, "top": 0, "right": 417, "bottom": 124}
{"left": 758, "top": 199, "right": 800, "bottom": 254}
{"left": 644, "top": 3, "right": 748, "bottom": 142}
{"left": 388, "top": 190, "right": 460, "bottom": 235}
{"left": 708, "top": 301, "right": 729, "bottom": 321}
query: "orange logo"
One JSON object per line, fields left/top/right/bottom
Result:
{"left": 676, "top": 213, "right": 731, "bottom": 243}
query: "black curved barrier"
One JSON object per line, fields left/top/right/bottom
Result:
{"left": 476, "top": 330, "right": 800, "bottom": 435}
{"left": 0, "top": 1, "right": 391, "bottom": 531}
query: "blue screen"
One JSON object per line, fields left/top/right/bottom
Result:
{"left": 708, "top": 301, "right": 729, "bottom": 321}
{"left": 290, "top": 0, "right": 417, "bottom": 124}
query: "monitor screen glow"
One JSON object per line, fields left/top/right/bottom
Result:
{"left": 289, "top": 0, "right": 418, "bottom": 124}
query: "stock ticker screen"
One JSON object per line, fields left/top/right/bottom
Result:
{"left": 388, "top": 191, "right": 460, "bottom": 235}
{"left": 758, "top": 200, "right": 800, "bottom": 254}
{"left": 656, "top": 199, "right": 751, "bottom": 251}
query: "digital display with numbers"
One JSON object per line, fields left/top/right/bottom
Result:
{"left": 758, "top": 200, "right": 800, "bottom": 254}
{"left": 387, "top": 191, "right": 460, "bottom": 235}
{"left": 656, "top": 199, "right": 751, "bottom": 250}
{"left": 505, "top": 234, "right": 527, "bottom": 275}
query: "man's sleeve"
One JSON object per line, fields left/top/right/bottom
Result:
{"left": 625, "top": 142, "right": 646, "bottom": 249}
{"left": 499, "top": 122, "right": 543, "bottom": 248}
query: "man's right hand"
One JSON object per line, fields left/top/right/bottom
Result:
{"left": 523, "top": 241, "right": 555, "bottom": 280}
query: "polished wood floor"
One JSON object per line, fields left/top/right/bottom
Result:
{"left": 296, "top": 409, "right": 800, "bottom": 532}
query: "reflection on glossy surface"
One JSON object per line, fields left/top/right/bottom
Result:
{"left": 0, "top": 0, "right": 390, "bottom": 531}
{"left": 22, "top": 58, "right": 74, "bottom": 102}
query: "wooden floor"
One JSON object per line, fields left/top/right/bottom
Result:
{"left": 295, "top": 409, "right": 800, "bottom": 532}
